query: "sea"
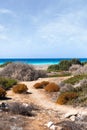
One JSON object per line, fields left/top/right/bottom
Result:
{"left": 0, "top": 58, "right": 87, "bottom": 65}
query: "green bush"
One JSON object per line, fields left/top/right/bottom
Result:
{"left": 47, "top": 64, "right": 59, "bottom": 72}
{"left": 13, "top": 84, "right": 28, "bottom": 93}
{"left": 70, "top": 59, "right": 81, "bottom": 65}
{"left": 0, "top": 87, "right": 7, "bottom": 98}
{"left": 47, "top": 59, "right": 81, "bottom": 72}
{"left": 0, "top": 77, "right": 17, "bottom": 90}
{"left": 0, "top": 62, "right": 12, "bottom": 68}
{"left": 58, "top": 60, "right": 71, "bottom": 71}
{"left": 64, "top": 75, "right": 87, "bottom": 85}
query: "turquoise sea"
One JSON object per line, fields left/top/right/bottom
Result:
{"left": 0, "top": 58, "right": 87, "bottom": 65}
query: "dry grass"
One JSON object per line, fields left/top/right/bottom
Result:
{"left": 56, "top": 92, "right": 78, "bottom": 105}
{"left": 13, "top": 84, "right": 28, "bottom": 94}
{"left": 44, "top": 82, "right": 60, "bottom": 92}
{"left": 0, "top": 87, "right": 6, "bottom": 98}
{"left": 33, "top": 83, "right": 43, "bottom": 89}
{"left": 40, "top": 81, "right": 49, "bottom": 86}
{"left": 34, "top": 81, "right": 49, "bottom": 89}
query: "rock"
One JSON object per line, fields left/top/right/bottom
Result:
{"left": 50, "top": 125, "right": 56, "bottom": 130}
{"left": 45, "top": 121, "right": 54, "bottom": 128}
{"left": 22, "top": 103, "right": 28, "bottom": 107}
{"left": 0, "top": 102, "right": 9, "bottom": 111}
{"left": 64, "top": 111, "right": 78, "bottom": 118}
{"left": 70, "top": 116, "right": 76, "bottom": 121}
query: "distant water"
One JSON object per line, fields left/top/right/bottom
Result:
{"left": 0, "top": 58, "right": 87, "bottom": 65}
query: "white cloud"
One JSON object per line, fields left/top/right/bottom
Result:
{"left": 0, "top": 35, "right": 8, "bottom": 40}
{"left": 0, "top": 24, "right": 5, "bottom": 32}
{"left": 0, "top": 8, "right": 16, "bottom": 17}
{"left": 37, "top": 8, "right": 87, "bottom": 45}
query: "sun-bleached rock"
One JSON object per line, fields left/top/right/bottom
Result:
{"left": 64, "top": 111, "right": 78, "bottom": 118}
{"left": 70, "top": 116, "right": 76, "bottom": 121}
{"left": 45, "top": 121, "right": 54, "bottom": 128}
{"left": 50, "top": 125, "right": 57, "bottom": 130}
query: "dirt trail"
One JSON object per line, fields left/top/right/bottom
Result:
{"left": 21, "top": 77, "right": 87, "bottom": 115}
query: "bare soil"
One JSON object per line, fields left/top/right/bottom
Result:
{"left": 0, "top": 76, "right": 87, "bottom": 130}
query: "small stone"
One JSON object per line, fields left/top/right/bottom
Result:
{"left": 45, "top": 121, "right": 54, "bottom": 128}
{"left": 22, "top": 103, "right": 28, "bottom": 107}
{"left": 64, "top": 111, "right": 78, "bottom": 118}
{"left": 50, "top": 125, "right": 56, "bottom": 130}
{"left": 70, "top": 116, "right": 76, "bottom": 121}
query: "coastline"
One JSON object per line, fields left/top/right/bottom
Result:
{"left": 34, "top": 64, "right": 50, "bottom": 70}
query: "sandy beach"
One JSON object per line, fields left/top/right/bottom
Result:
{"left": 34, "top": 64, "right": 50, "bottom": 70}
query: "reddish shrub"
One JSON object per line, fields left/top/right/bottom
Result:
{"left": 13, "top": 84, "right": 28, "bottom": 94}
{"left": 40, "top": 81, "right": 49, "bottom": 86}
{"left": 33, "top": 83, "right": 42, "bottom": 89}
{"left": 0, "top": 87, "right": 7, "bottom": 98}
{"left": 44, "top": 82, "right": 60, "bottom": 92}
{"left": 56, "top": 92, "right": 78, "bottom": 105}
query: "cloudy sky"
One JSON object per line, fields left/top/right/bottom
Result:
{"left": 0, "top": 0, "right": 87, "bottom": 58}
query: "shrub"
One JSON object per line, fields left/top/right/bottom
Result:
{"left": 0, "top": 63, "right": 47, "bottom": 81}
{"left": 40, "top": 81, "right": 49, "bottom": 86}
{"left": 73, "top": 64, "right": 87, "bottom": 75}
{"left": 0, "top": 87, "right": 6, "bottom": 98}
{"left": 69, "top": 64, "right": 81, "bottom": 72}
{"left": 60, "top": 84, "right": 74, "bottom": 93}
{"left": 44, "top": 83, "right": 60, "bottom": 92}
{"left": 70, "top": 59, "right": 81, "bottom": 65}
{"left": 33, "top": 83, "right": 42, "bottom": 89}
{"left": 47, "top": 64, "right": 59, "bottom": 72}
{"left": 34, "top": 81, "right": 49, "bottom": 89}
{"left": 9, "top": 102, "right": 38, "bottom": 116}
{"left": 0, "top": 77, "right": 17, "bottom": 90}
{"left": 56, "top": 92, "right": 78, "bottom": 105}
{"left": 47, "top": 59, "right": 81, "bottom": 72}
{"left": 13, "top": 84, "right": 28, "bottom": 93}
{"left": 64, "top": 75, "right": 87, "bottom": 85}
{"left": 0, "top": 62, "right": 12, "bottom": 68}
{"left": 59, "top": 60, "right": 71, "bottom": 71}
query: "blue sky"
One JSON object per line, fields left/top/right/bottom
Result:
{"left": 0, "top": 0, "right": 87, "bottom": 58}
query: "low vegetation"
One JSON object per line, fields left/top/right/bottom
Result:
{"left": 33, "top": 82, "right": 43, "bottom": 89}
{"left": 44, "top": 82, "right": 60, "bottom": 92}
{"left": 9, "top": 102, "right": 37, "bottom": 116}
{"left": 0, "top": 63, "right": 47, "bottom": 81}
{"left": 34, "top": 81, "right": 49, "bottom": 89}
{"left": 57, "top": 75, "right": 87, "bottom": 106}
{"left": 0, "top": 77, "right": 17, "bottom": 90}
{"left": 64, "top": 75, "right": 87, "bottom": 85}
{"left": 40, "top": 81, "right": 49, "bottom": 86}
{"left": 47, "top": 59, "right": 82, "bottom": 72}
{"left": 13, "top": 84, "right": 28, "bottom": 93}
{"left": 0, "top": 87, "right": 7, "bottom": 98}
{"left": 56, "top": 91, "right": 78, "bottom": 105}
{"left": 0, "top": 62, "right": 12, "bottom": 68}
{"left": 48, "top": 72, "right": 71, "bottom": 77}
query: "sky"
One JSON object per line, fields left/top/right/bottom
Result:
{"left": 0, "top": 0, "right": 87, "bottom": 58}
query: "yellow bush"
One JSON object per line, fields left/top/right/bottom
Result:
{"left": 0, "top": 87, "right": 6, "bottom": 98}
{"left": 34, "top": 81, "right": 49, "bottom": 89}
{"left": 13, "top": 84, "right": 28, "bottom": 94}
{"left": 33, "top": 83, "right": 42, "bottom": 89}
{"left": 44, "top": 83, "right": 60, "bottom": 92}
{"left": 40, "top": 81, "right": 49, "bottom": 86}
{"left": 56, "top": 92, "right": 78, "bottom": 105}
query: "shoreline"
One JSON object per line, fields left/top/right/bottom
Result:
{"left": 34, "top": 64, "right": 50, "bottom": 70}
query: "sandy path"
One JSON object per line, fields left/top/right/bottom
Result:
{"left": 21, "top": 77, "right": 87, "bottom": 116}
